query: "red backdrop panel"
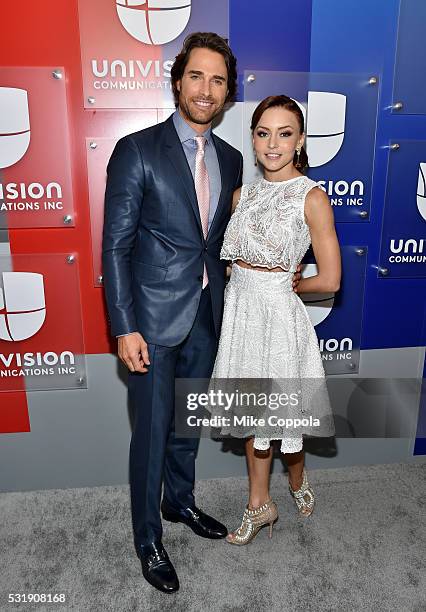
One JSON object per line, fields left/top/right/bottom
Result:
{"left": 1, "top": 0, "right": 134, "bottom": 357}
{"left": 0, "top": 67, "right": 74, "bottom": 228}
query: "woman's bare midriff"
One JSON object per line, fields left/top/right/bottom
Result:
{"left": 235, "top": 259, "right": 285, "bottom": 273}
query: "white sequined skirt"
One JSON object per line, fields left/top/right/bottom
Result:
{"left": 211, "top": 264, "right": 331, "bottom": 454}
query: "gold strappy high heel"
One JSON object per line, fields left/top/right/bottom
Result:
{"left": 226, "top": 499, "right": 278, "bottom": 546}
{"left": 289, "top": 469, "right": 315, "bottom": 517}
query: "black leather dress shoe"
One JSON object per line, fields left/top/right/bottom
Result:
{"left": 137, "top": 541, "right": 179, "bottom": 593}
{"left": 161, "top": 504, "right": 228, "bottom": 539}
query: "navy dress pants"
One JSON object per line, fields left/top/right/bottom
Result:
{"left": 128, "top": 286, "right": 218, "bottom": 547}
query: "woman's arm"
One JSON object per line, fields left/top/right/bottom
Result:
{"left": 295, "top": 187, "right": 341, "bottom": 294}
{"left": 231, "top": 187, "right": 242, "bottom": 214}
{"left": 225, "top": 188, "right": 242, "bottom": 277}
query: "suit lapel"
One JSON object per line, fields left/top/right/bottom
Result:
{"left": 208, "top": 133, "right": 232, "bottom": 239}
{"left": 164, "top": 116, "right": 203, "bottom": 237}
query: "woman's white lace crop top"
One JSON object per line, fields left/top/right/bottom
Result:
{"left": 220, "top": 176, "right": 320, "bottom": 272}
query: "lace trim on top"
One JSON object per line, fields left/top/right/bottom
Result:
{"left": 220, "top": 176, "right": 319, "bottom": 272}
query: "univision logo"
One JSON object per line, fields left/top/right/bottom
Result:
{"left": 300, "top": 264, "right": 335, "bottom": 326}
{"left": 387, "top": 164, "right": 426, "bottom": 264}
{"left": 305, "top": 92, "right": 346, "bottom": 168}
{"left": 0, "top": 272, "right": 46, "bottom": 341}
{"left": 116, "top": 0, "right": 192, "bottom": 45}
{"left": 417, "top": 162, "right": 426, "bottom": 221}
{"left": 0, "top": 88, "right": 30, "bottom": 169}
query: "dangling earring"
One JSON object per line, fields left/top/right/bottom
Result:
{"left": 254, "top": 151, "right": 258, "bottom": 166}
{"left": 295, "top": 148, "right": 302, "bottom": 169}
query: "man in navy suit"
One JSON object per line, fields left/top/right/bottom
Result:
{"left": 102, "top": 32, "right": 242, "bottom": 593}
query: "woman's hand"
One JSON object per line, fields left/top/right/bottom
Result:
{"left": 292, "top": 264, "right": 302, "bottom": 293}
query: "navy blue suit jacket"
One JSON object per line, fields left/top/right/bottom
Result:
{"left": 102, "top": 115, "right": 243, "bottom": 346}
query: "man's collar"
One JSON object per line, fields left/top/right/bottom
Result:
{"left": 172, "top": 109, "right": 212, "bottom": 144}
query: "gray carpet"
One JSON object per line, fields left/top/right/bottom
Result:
{"left": 1, "top": 463, "right": 425, "bottom": 612}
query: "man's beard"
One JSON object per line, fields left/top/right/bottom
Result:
{"left": 179, "top": 96, "right": 223, "bottom": 125}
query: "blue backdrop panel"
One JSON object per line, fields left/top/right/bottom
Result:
{"left": 310, "top": 0, "right": 397, "bottom": 74}
{"left": 305, "top": 73, "right": 379, "bottom": 224}
{"left": 393, "top": 0, "right": 426, "bottom": 114}
{"left": 310, "top": 0, "right": 425, "bottom": 350}
{"left": 230, "top": 0, "right": 313, "bottom": 100}
{"left": 303, "top": 246, "right": 367, "bottom": 375}
{"left": 379, "top": 141, "right": 426, "bottom": 278}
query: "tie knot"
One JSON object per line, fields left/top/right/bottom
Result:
{"left": 195, "top": 135, "right": 206, "bottom": 153}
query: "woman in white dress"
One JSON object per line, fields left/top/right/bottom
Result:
{"left": 211, "top": 95, "right": 341, "bottom": 545}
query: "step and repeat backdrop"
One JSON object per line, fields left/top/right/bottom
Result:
{"left": 0, "top": 0, "right": 425, "bottom": 455}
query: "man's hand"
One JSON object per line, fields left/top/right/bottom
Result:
{"left": 292, "top": 264, "right": 302, "bottom": 293}
{"left": 118, "top": 332, "right": 150, "bottom": 373}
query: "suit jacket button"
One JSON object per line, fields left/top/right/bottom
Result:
{"left": 197, "top": 275, "right": 203, "bottom": 281}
